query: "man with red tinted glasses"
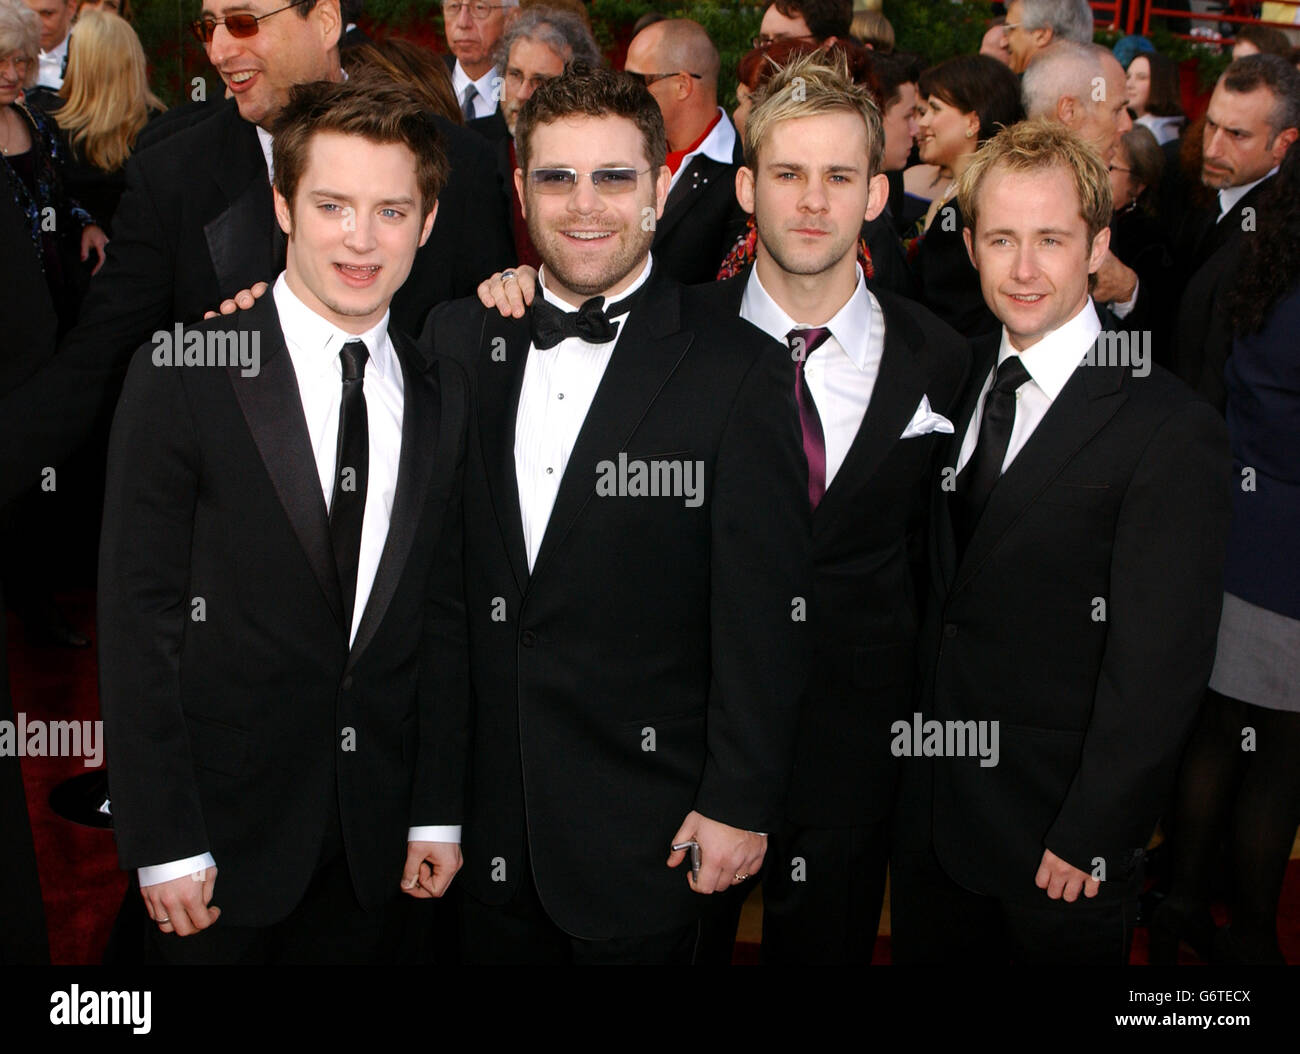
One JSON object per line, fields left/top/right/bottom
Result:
{"left": 0, "top": 0, "right": 510, "bottom": 509}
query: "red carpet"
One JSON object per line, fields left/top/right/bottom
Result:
{"left": 9, "top": 590, "right": 1300, "bottom": 965}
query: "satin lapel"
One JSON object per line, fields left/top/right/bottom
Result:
{"left": 952, "top": 361, "right": 1127, "bottom": 595}
{"left": 224, "top": 296, "right": 344, "bottom": 629}
{"left": 530, "top": 277, "right": 692, "bottom": 580}
{"left": 936, "top": 337, "right": 997, "bottom": 594}
{"left": 814, "top": 298, "right": 929, "bottom": 533}
{"left": 477, "top": 309, "right": 533, "bottom": 594}
{"left": 203, "top": 111, "right": 279, "bottom": 297}
{"left": 347, "top": 333, "right": 442, "bottom": 671}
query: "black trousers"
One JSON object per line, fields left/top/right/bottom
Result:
{"left": 460, "top": 861, "right": 700, "bottom": 965}
{"left": 890, "top": 833, "right": 1138, "bottom": 965}
{"left": 762, "top": 820, "right": 890, "bottom": 965}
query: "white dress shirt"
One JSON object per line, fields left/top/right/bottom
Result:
{"left": 36, "top": 33, "right": 68, "bottom": 90}
{"left": 955, "top": 299, "right": 1102, "bottom": 476}
{"left": 1218, "top": 167, "right": 1278, "bottom": 222}
{"left": 740, "top": 262, "right": 884, "bottom": 488}
{"left": 1135, "top": 113, "right": 1184, "bottom": 146}
{"left": 451, "top": 59, "right": 501, "bottom": 119}
{"left": 515, "top": 256, "right": 653, "bottom": 570}
{"left": 139, "top": 273, "right": 456, "bottom": 889}
{"left": 667, "top": 107, "right": 738, "bottom": 194}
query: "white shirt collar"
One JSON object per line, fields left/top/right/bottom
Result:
{"left": 689, "top": 107, "right": 737, "bottom": 167}
{"left": 996, "top": 298, "right": 1101, "bottom": 402}
{"left": 271, "top": 271, "right": 395, "bottom": 383}
{"left": 537, "top": 254, "right": 654, "bottom": 317}
{"left": 451, "top": 60, "right": 501, "bottom": 105}
{"left": 1218, "top": 167, "right": 1278, "bottom": 220}
{"left": 741, "top": 262, "right": 877, "bottom": 372}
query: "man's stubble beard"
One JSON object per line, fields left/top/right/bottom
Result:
{"left": 525, "top": 198, "right": 656, "bottom": 298}
{"left": 754, "top": 209, "right": 857, "bottom": 278}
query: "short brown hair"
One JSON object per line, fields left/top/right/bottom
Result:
{"left": 772, "top": 0, "right": 852, "bottom": 42}
{"left": 271, "top": 79, "right": 448, "bottom": 218}
{"left": 957, "top": 116, "right": 1113, "bottom": 242}
{"left": 743, "top": 49, "right": 884, "bottom": 176}
{"left": 1221, "top": 53, "right": 1300, "bottom": 138}
{"left": 514, "top": 60, "right": 667, "bottom": 173}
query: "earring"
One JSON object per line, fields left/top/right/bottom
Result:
{"left": 966, "top": 129, "right": 975, "bottom": 138}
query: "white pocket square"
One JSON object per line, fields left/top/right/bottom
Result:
{"left": 899, "top": 395, "right": 954, "bottom": 439}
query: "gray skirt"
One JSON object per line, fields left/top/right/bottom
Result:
{"left": 1208, "top": 592, "right": 1300, "bottom": 712}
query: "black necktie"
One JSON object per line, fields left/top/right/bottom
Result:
{"left": 953, "top": 355, "right": 1030, "bottom": 554}
{"left": 461, "top": 83, "right": 478, "bottom": 121}
{"left": 529, "top": 291, "right": 638, "bottom": 350}
{"left": 330, "top": 339, "right": 369, "bottom": 633}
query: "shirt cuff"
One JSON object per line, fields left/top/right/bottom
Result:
{"left": 1110, "top": 276, "right": 1139, "bottom": 318}
{"left": 138, "top": 853, "right": 216, "bottom": 888}
{"left": 408, "top": 825, "right": 461, "bottom": 844}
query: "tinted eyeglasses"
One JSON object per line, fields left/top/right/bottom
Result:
{"left": 190, "top": 0, "right": 309, "bottom": 45}
{"left": 528, "top": 167, "right": 651, "bottom": 195}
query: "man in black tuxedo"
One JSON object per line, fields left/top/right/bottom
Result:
{"left": 1173, "top": 55, "right": 1299, "bottom": 409}
{"left": 891, "top": 119, "right": 1230, "bottom": 964}
{"left": 98, "top": 81, "right": 470, "bottom": 964}
{"left": 424, "top": 64, "right": 811, "bottom": 963}
{"left": 623, "top": 18, "right": 748, "bottom": 284}
{"left": 714, "top": 53, "right": 969, "bottom": 965}
{"left": 0, "top": 0, "right": 509, "bottom": 508}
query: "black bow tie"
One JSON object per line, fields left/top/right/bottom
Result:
{"left": 529, "top": 290, "right": 639, "bottom": 350}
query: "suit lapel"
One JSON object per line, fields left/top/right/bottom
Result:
{"left": 346, "top": 333, "right": 442, "bottom": 671}
{"left": 530, "top": 274, "right": 693, "bottom": 580}
{"left": 935, "top": 337, "right": 996, "bottom": 593}
{"left": 814, "top": 296, "right": 929, "bottom": 532}
{"left": 224, "top": 297, "right": 345, "bottom": 629}
{"left": 656, "top": 152, "right": 733, "bottom": 243}
{"left": 952, "top": 359, "right": 1127, "bottom": 594}
{"left": 204, "top": 110, "right": 281, "bottom": 297}
{"left": 477, "top": 309, "right": 533, "bottom": 594}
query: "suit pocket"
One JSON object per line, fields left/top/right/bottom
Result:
{"left": 1037, "top": 481, "right": 1111, "bottom": 508}
{"left": 186, "top": 713, "right": 250, "bottom": 778}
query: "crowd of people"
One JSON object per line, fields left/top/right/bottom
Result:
{"left": 0, "top": 0, "right": 1297, "bottom": 968}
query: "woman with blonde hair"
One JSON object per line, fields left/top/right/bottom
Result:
{"left": 30, "top": 7, "right": 160, "bottom": 231}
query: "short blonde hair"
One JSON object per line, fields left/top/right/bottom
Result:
{"left": 957, "top": 116, "right": 1113, "bottom": 242}
{"left": 743, "top": 48, "right": 884, "bottom": 176}
{"left": 0, "top": 0, "right": 41, "bottom": 90}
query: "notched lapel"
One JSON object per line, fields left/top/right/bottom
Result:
{"left": 204, "top": 114, "right": 280, "bottom": 298}
{"left": 224, "top": 298, "right": 345, "bottom": 629}
{"left": 347, "top": 336, "right": 443, "bottom": 669}
{"left": 953, "top": 362, "right": 1127, "bottom": 592}
{"left": 815, "top": 302, "right": 929, "bottom": 531}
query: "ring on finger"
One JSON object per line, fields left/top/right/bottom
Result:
{"left": 501, "top": 270, "right": 517, "bottom": 282}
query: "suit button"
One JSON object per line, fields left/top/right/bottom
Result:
{"left": 943, "top": 624, "right": 958, "bottom": 639}
{"left": 521, "top": 630, "right": 537, "bottom": 648}
{"left": 342, "top": 675, "right": 353, "bottom": 690}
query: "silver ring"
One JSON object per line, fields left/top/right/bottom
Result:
{"left": 158, "top": 915, "right": 170, "bottom": 923}
{"left": 501, "top": 270, "right": 517, "bottom": 282}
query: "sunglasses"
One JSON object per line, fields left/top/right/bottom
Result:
{"left": 190, "top": 0, "right": 308, "bottom": 45}
{"left": 626, "top": 70, "right": 702, "bottom": 88}
{"left": 528, "top": 167, "right": 651, "bottom": 195}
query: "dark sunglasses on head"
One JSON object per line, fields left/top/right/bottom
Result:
{"left": 625, "top": 70, "right": 702, "bottom": 88}
{"left": 190, "top": 0, "right": 309, "bottom": 45}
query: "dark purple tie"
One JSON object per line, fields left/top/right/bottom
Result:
{"left": 786, "top": 326, "right": 832, "bottom": 510}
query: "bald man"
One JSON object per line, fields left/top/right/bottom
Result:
{"left": 624, "top": 17, "right": 748, "bottom": 282}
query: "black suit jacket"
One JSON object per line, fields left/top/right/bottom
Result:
{"left": 652, "top": 128, "right": 749, "bottom": 285}
{"left": 1174, "top": 179, "right": 1272, "bottom": 407}
{"left": 0, "top": 101, "right": 510, "bottom": 509}
{"left": 912, "top": 199, "right": 1000, "bottom": 340}
{"left": 714, "top": 272, "right": 969, "bottom": 826}
{"left": 902, "top": 325, "right": 1230, "bottom": 901}
{"left": 98, "top": 296, "right": 470, "bottom": 927}
{"left": 423, "top": 268, "right": 812, "bottom": 938}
